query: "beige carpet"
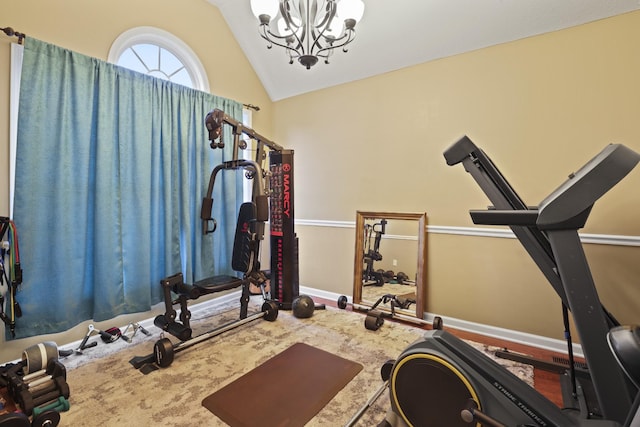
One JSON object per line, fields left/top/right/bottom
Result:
{"left": 57, "top": 295, "right": 533, "bottom": 426}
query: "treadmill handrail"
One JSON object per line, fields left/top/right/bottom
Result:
{"left": 469, "top": 209, "right": 539, "bottom": 226}
{"left": 538, "top": 144, "right": 640, "bottom": 227}
{"left": 444, "top": 136, "right": 565, "bottom": 304}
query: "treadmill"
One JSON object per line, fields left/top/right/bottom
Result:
{"left": 380, "top": 136, "right": 639, "bottom": 427}
{"left": 443, "top": 136, "right": 638, "bottom": 423}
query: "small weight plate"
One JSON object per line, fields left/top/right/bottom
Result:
{"left": 262, "top": 301, "right": 279, "bottom": 322}
{"left": 31, "top": 410, "right": 61, "bottom": 427}
{"left": 337, "top": 295, "right": 348, "bottom": 309}
{"left": 432, "top": 316, "right": 443, "bottom": 330}
{"left": 154, "top": 338, "right": 175, "bottom": 368}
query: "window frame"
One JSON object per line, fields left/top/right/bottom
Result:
{"left": 108, "top": 26, "right": 210, "bottom": 92}
{"left": 9, "top": 43, "right": 24, "bottom": 217}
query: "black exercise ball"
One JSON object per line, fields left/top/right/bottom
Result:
{"left": 292, "top": 295, "right": 315, "bottom": 318}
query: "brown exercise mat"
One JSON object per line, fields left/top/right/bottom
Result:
{"left": 202, "top": 342, "right": 363, "bottom": 426}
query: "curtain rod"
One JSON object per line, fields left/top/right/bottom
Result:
{"left": 2, "top": 27, "right": 26, "bottom": 44}
{"left": 2, "top": 27, "right": 259, "bottom": 111}
{"left": 243, "top": 103, "right": 260, "bottom": 112}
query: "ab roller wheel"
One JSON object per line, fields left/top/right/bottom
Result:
{"left": 336, "top": 295, "right": 388, "bottom": 331}
{"left": 22, "top": 342, "right": 59, "bottom": 375}
{"left": 364, "top": 311, "right": 385, "bottom": 331}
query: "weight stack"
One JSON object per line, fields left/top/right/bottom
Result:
{"left": 269, "top": 149, "right": 299, "bottom": 309}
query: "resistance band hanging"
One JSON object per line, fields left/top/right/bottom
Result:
{"left": 0, "top": 217, "right": 23, "bottom": 338}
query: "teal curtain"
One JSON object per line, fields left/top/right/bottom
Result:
{"left": 11, "top": 38, "right": 243, "bottom": 338}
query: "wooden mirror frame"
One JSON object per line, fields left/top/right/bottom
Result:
{"left": 352, "top": 211, "right": 428, "bottom": 321}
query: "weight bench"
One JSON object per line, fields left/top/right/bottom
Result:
{"left": 154, "top": 201, "right": 270, "bottom": 342}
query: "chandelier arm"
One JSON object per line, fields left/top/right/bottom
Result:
{"left": 308, "top": 1, "right": 338, "bottom": 54}
{"left": 259, "top": 26, "right": 295, "bottom": 45}
{"left": 278, "top": 0, "right": 308, "bottom": 54}
{"left": 314, "top": 1, "right": 335, "bottom": 29}
{"left": 257, "top": 23, "right": 304, "bottom": 58}
{"left": 313, "top": 29, "right": 356, "bottom": 57}
{"left": 310, "top": 29, "right": 338, "bottom": 56}
{"left": 257, "top": 24, "right": 274, "bottom": 48}
{"left": 298, "top": 0, "right": 310, "bottom": 52}
{"left": 262, "top": 35, "right": 304, "bottom": 58}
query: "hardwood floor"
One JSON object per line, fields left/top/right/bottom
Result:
{"left": 441, "top": 325, "right": 566, "bottom": 407}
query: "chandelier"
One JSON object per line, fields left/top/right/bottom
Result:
{"left": 250, "top": 0, "right": 365, "bottom": 69}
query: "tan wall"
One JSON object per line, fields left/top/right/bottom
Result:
{"left": 276, "top": 11, "right": 640, "bottom": 340}
{"left": 0, "top": 0, "right": 273, "bottom": 361}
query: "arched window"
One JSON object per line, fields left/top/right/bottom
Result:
{"left": 108, "top": 26, "right": 210, "bottom": 92}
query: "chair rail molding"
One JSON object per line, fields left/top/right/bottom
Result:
{"left": 295, "top": 219, "right": 640, "bottom": 247}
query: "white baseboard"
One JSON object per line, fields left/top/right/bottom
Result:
{"left": 56, "top": 287, "right": 580, "bottom": 360}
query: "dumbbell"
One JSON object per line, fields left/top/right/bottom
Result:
{"left": 15, "top": 378, "right": 70, "bottom": 416}
{"left": 21, "top": 359, "right": 67, "bottom": 388}
{"left": 28, "top": 376, "right": 67, "bottom": 400}
{"left": 396, "top": 271, "right": 409, "bottom": 284}
{"left": 383, "top": 270, "right": 395, "bottom": 283}
{"left": 11, "top": 360, "right": 69, "bottom": 416}
{"left": 7, "top": 360, "right": 67, "bottom": 402}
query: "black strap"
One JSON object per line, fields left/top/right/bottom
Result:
{"left": 562, "top": 302, "right": 578, "bottom": 398}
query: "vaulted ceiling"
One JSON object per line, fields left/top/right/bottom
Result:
{"left": 207, "top": 0, "right": 640, "bottom": 101}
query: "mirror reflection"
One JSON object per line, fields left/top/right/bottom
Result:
{"left": 353, "top": 211, "right": 427, "bottom": 321}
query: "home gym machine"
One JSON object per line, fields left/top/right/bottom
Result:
{"left": 130, "top": 108, "right": 300, "bottom": 372}
{"left": 377, "top": 136, "right": 640, "bottom": 426}
{"left": 362, "top": 219, "right": 387, "bottom": 287}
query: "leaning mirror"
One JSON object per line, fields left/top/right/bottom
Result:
{"left": 352, "top": 211, "right": 427, "bottom": 322}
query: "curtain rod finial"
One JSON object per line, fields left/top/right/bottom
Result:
{"left": 2, "top": 27, "right": 26, "bottom": 44}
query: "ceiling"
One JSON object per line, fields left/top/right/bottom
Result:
{"left": 207, "top": 0, "right": 640, "bottom": 101}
